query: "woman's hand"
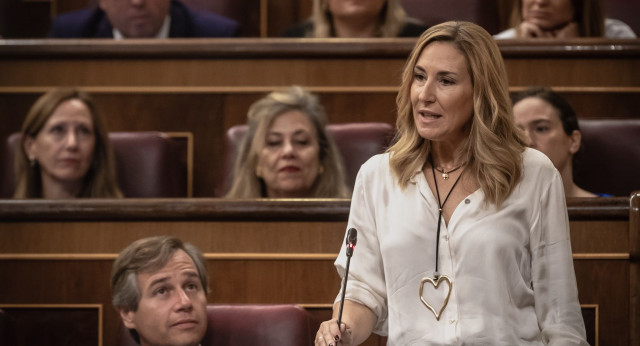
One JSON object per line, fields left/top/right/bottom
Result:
{"left": 315, "top": 319, "right": 353, "bottom": 346}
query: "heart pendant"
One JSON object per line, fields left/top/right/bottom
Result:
{"left": 419, "top": 274, "right": 452, "bottom": 321}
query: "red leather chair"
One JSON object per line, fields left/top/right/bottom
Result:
{"left": 117, "top": 304, "right": 315, "bottom": 346}
{"left": 401, "top": 0, "right": 500, "bottom": 35}
{"left": 574, "top": 119, "right": 640, "bottom": 197}
{"left": 0, "top": 132, "right": 188, "bottom": 198}
{"left": 217, "top": 122, "right": 395, "bottom": 196}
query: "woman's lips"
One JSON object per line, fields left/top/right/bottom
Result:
{"left": 279, "top": 166, "right": 301, "bottom": 173}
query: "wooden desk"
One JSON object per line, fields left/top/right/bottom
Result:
{"left": 0, "top": 195, "right": 638, "bottom": 345}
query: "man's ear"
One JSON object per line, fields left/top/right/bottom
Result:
{"left": 119, "top": 307, "right": 137, "bottom": 329}
{"left": 568, "top": 130, "right": 582, "bottom": 154}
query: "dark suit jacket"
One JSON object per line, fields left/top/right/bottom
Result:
{"left": 50, "top": 0, "right": 239, "bottom": 38}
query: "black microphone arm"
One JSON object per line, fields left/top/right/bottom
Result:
{"left": 337, "top": 228, "right": 357, "bottom": 328}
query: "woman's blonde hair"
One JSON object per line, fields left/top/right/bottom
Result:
{"left": 225, "top": 86, "right": 350, "bottom": 198}
{"left": 311, "top": 0, "right": 408, "bottom": 37}
{"left": 509, "top": 0, "right": 605, "bottom": 37}
{"left": 388, "top": 21, "right": 526, "bottom": 207}
{"left": 13, "top": 88, "right": 122, "bottom": 198}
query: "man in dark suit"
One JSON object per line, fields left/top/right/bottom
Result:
{"left": 50, "top": 0, "right": 239, "bottom": 38}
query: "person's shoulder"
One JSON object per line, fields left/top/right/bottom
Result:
{"left": 359, "top": 153, "right": 392, "bottom": 177}
{"left": 523, "top": 148, "right": 556, "bottom": 176}
{"left": 493, "top": 27, "right": 516, "bottom": 39}
{"left": 604, "top": 18, "right": 637, "bottom": 38}
{"left": 281, "top": 21, "right": 314, "bottom": 37}
{"left": 49, "top": 7, "right": 106, "bottom": 38}
{"left": 170, "top": 0, "right": 239, "bottom": 37}
{"left": 398, "top": 20, "right": 429, "bottom": 37}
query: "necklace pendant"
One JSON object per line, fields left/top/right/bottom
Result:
{"left": 442, "top": 173, "right": 449, "bottom": 180}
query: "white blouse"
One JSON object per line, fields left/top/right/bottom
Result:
{"left": 334, "top": 149, "right": 587, "bottom": 345}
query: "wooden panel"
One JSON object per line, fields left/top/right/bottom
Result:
{"left": 0, "top": 304, "right": 102, "bottom": 346}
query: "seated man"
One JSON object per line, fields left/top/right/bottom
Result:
{"left": 111, "top": 236, "right": 209, "bottom": 346}
{"left": 50, "top": 0, "right": 239, "bottom": 38}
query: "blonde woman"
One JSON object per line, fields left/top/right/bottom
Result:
{"left": 315, "top": 22, "right": 587, "bottom": 345}
{"left": 14, "top": 88, "right": 122, "bottom": 198}
{"left": 225, "top": 86, "right": 350, "bottom": 198}
{"left": 283, "top": 0, "right": 427, "bottom": 38}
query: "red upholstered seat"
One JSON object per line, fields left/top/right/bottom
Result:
{"left": 574, "top": 119, "right": 640, "bottom": 197}
{"left": 401, "top": 0, "right": 500, "bottom": 35}
{"left": 117, "top": 304, "right": 314, "bottom": 346}
{"left": 0, "top": 132, "right": 188, "bottom": 198}
{"left": 217, "top": 122, "right": 395, "bottom": 197}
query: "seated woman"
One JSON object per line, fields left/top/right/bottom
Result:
{"left": 495, "top": 0, "right": 636, "bottom": 39}
{"left": 282, "top": 0, "right": 427, "bottom": 38}
{"left": 14, "top": 87, "right": 122, "bottom": 199}
{"left": 225, "top": 86, "right": 350, "bottom": 198}
{"left": 512, "top": 86, "right": 605, "bottom": 197}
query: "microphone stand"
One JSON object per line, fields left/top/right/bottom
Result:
{"left": 337, "top": 228, "right": 357, "bottom": 328}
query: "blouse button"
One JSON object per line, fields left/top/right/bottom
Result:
{"left": 464, "top": 199, "right": 470, "bottom": 204}
{"left": 444, "top": 235, "right": 449, "bottom": 241}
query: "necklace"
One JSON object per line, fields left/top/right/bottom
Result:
{"left": 419, "top": 156, "right": 464, "bottom": 321}
{"left": 433, "top": 164, "right": 463, "bottom": 180}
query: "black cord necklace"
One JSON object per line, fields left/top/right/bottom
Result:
{"left": 429, "top": 155, "right": 464, "bottom": 277}
{"left": 418, "top": 155, "right": 464, "bottom": 321}
{"left": 434, "top": 164, "right": 463, "bottom": 180}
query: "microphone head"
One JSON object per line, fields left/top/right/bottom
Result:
{"left": 346, "top": 228, "right": 357, "bottom": 256}
{"left": 347, "top": 228, "right": 357, "bottom": 246}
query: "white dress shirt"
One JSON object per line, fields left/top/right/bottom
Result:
{"left": 334, "top": 148, "right": 587, "bottom": 345}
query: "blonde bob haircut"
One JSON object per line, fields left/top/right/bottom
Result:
{"left": 388, "top": 21, "right": 526, "bottom": 207}
{"left": 509, "top": 0, "right": 605, "bottom": 37}
{"left": 13, "top": 87, "right": 122, "bottom": 199}
{"left": 311, "top": 0, "right": 408, "bottom": 37}
{"left": 225, "top": 86, "right": 350, "bottom": 199}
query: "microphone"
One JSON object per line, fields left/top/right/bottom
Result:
{"left": 337, "top": 228, "right": 357, "bottom": 328}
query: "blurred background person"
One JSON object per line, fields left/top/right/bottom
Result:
{"left": 315, "top": 21, "right": 586, "bottom": 345}
{"left": 225, "top": 86, "right": 350, "bottom": 198}
{"left": 14, "top": 88, "right": 122, "bottom": 199}
{"left": 495, "top": 0, "right": 636, "bottom": 39}
{"left": 50, "top": 0, "right": 239, "bottom": 39}
{"left": 282, "top": 0, "right": 427, "bottom": 38}
{"left": 512, "top": 86, "right": 608, "bottom": 197}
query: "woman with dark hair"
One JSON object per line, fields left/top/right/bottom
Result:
{"left": 512, "top": 86, "right": 602, "bottom": 197}
{"left": 14, "top": 87, "right": 122, "bottom": 198}
{"left": 495, "top": 0, "right": 635, "bottom": 39}
{"left": 315, "top": 22, "right": 586, "bottom": 346}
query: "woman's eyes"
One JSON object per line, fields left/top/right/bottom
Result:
{"left": 534, "top": 126, "right": 550, "bottom": 133}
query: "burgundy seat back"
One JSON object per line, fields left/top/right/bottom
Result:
{"left": 0, "top": 132, "right": 187, "bottom": 198}
{"left": 217, "top": 122, "right": 395, "bottom": 196}
{"left": 401, "top": 0, "right": 500, "bottom": 34}
{"left": 117, "top": 304, "right": 314, "bottom": 346}
{"left": 574, "top": 119, "right": 640, "bottom": 197}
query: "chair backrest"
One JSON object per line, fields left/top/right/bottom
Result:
{"left": 117, "top": 304, "right": 314, "bottom": 346}
{"left": 574, "top": 119, "right": 640, "bottom": 197}
{"left": 401, "top": 0, "right": 500, "bottom": 35}
{"left": 0, "top": 132, "right": 189, "bottom": 198}
{"left": 217, "top": 122, "right": 395, "bottom": 196}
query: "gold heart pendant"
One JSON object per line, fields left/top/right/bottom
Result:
{"left": 419, "top": 275, "right": 452, "bottom": 321}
